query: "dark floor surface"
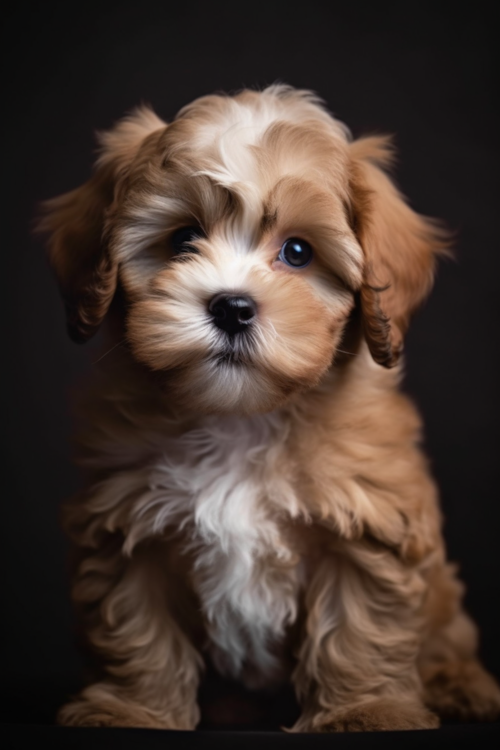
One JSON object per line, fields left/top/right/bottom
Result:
{"left": 4, "top": 722, "right": 500, "bottom": 750}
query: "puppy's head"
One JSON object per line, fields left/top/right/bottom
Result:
{"left": 38, "top": 86, "right": 446, "bottom": 414}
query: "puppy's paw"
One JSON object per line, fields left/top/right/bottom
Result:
{"left": 424, "top": 659, "right": 500, "bottom": 722}
{"left": 57, "top": 684, "right": 172, "bottom": 728}
{"left": 294, "top": 698, "right": 439, "bottom": 732}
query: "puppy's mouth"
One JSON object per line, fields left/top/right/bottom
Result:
{"left": 211, "top": 333, "right": 255, "bottom": 367}
{"left": 214, "top": 350, "right": 247, "bottom": 366}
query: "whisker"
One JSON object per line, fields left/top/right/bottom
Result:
{"left": 92, "top": 340, "right": 125, "bottom": 365}
{"left": 263, "top": 321, "right": 280, "bottom": 341}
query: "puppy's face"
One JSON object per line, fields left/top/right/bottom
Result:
{"left": 39, "top": 87, "right": 446, "bottom": 415}
{"left": 116, "top": 97, "right": 362, "bottom": 413}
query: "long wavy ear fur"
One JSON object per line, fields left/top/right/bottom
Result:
{"left": 36, "top": 106, "right": 165, "bottom": 343}
{"left": 349, "top": 136, "right": 449, "bottom": 367}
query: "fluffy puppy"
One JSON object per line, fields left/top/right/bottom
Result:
{"left": 38, "top": 85, "right": 500, "bottom": 731}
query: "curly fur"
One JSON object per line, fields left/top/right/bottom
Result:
{"left": 38, "top": 85, "right": 500, "bottom": 731}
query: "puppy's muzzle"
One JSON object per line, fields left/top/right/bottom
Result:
{"left": 208, "top": 294, "right": 257, "bottom": 336}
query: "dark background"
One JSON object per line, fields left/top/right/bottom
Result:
{"left": 2, "top": 0, "right": 499, "bottom": 732}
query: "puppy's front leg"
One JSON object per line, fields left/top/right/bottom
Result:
{"left": 58, "top": 539, "right": 202, "bottom": 728}
{"left": 292, "top": 540, "right": 438, "bottom": 732}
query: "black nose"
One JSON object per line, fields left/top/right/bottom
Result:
{"left": 208, "top": 294, "right": 257, "bottom": 335}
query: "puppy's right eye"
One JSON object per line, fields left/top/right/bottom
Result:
{"left": 171, "top": 226, "right": 204, "bottom": 255}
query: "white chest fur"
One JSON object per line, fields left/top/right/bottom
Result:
{"left": 122, "top": 412, "right": 303, "bottom": 685}
{"left": 187, "top": 415, "right": 302, "bottom": 684}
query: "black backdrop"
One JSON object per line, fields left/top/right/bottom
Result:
{"left": 2, "top": 0, "right": 499, "bottom": 729}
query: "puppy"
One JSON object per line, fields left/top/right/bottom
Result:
{"left": 38, "top": 85, "right": 500, "bottom": 731}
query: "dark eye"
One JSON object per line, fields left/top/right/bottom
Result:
{"left": 278, "top": 238, "right": 313, "bottom": 268}
{"left": 171, "top": 226, "right": 204, "bottom": 255}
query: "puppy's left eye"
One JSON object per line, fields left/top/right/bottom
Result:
{"left": 278, "top": 238, "right": 313, "bottom": 268}
{"left": 171, "top": 226, "right": 205, "bottom": 254}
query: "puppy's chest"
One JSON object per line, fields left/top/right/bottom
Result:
{"left": 158, "top": 414, "right": 303, "bottom": 683}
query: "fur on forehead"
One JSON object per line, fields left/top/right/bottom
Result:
{"left": 161, "top": 85, "right": 352, "bottom": 206}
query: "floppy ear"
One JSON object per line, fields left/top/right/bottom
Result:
{"left": 36, "top": 106, "right": 165, "bottom": 343}
{"left": 349, "top": 136, "right": 448, "bottom": 367}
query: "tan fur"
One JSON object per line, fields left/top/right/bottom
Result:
{"left": 38, "top": 85, "right": 500, "bottom": 731}
{"left": 350, "top": 137, "right": 449, "bottom": 366}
